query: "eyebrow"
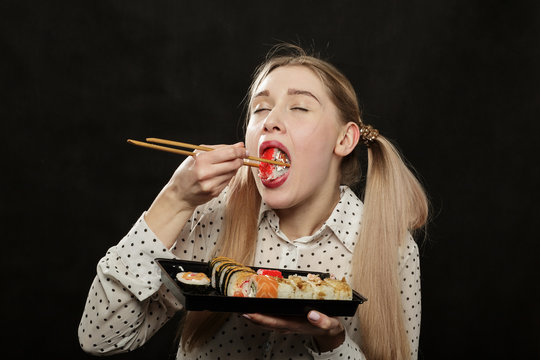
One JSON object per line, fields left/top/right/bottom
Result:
{"left": 253, "top": 90, "right": 270, "bottom": 98}
{"left": 252, "top": 88, "right": 321, "bottom": 104}
{"left": 287, "top": 88, "right": 321, "bottom": 104}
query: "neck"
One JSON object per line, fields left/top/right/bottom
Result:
{"left": 276, "top": 185, "right": 341, "bottom": 240}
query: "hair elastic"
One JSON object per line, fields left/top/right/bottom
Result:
{"left": 359, "top": 124, "right": 379, "bottom": 146}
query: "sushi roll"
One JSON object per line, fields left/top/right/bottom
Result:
{"left": 258, "top": 148, "right": 290, "bottom": 182}
{"left": 244, "top": 274, "right": 301, "bottom": 299}
{"left": 207, "top": 257, "right": 353, "bottom": 300}
{"left": 275, "top": 277, "right": 296, "bottom": 299}
{"left": 305, "top": 274, "right": 338, "bottom": 300}
{"left": 287, "top": 275, "right": 316, "bottom": 299}
{"left": 223, "top": 267, "right": 256, "bottom": 297}
{"left": 176, "top": 272, "right": 211, "bottom": 293}
{"left": 286, "top": 274, "right": 353, "bottom": 300}
{"left": 209, "top": 257, "right": 242, "bottom": 288}
{"left": 218, "top": 265, "right": 254, "bottom": 294}
{"left": 246, "top": 274, "right": 279, "bottom": 298}
{"left": 322, "top": 277, "right": 353, "bottom": 300}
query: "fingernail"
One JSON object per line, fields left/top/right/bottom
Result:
{"left": 308, "top": 311, "right": 320, "bottom": 321}
{"left": 242, "top": 314, "right": 251, "bottom": 320}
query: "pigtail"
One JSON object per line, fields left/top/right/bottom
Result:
{"left": 214, "top": 166, "right": 261, "bottom": 264}
{"left": 353, "top": 135, "right": 428, "bottom": 359}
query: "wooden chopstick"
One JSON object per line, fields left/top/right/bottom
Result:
{"left": 146, "top": 138, "right": 214, "bottom": 152}
{"left": 127, "top": 139, "right": 259, "bottom": 167}
{"left": 127, "top": 138, "right": 290, "bottom": 168}
{"left": 145, "top": 138, "right": 290, "bottom": 168}
{"left": 127, "top": 139, "right": 201, "bottom": 158}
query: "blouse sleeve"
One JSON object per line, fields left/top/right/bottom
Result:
{"left": 399, "top": 235, "right": 422, "bottom": 359}
{"left": 306, "top": 325, "right": 366, "bottom": 360}
{"left": 78, "top": 214, "right": 182, "bottom": 355}
{"left": 78, "top": 191, "right": 227, "bottom": 355}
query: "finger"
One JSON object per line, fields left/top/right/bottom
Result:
{"left": 207, "top": 142, "right": 245, "bottom": 150}
{"left": 200, "top": 170, "right": 240, "bottom": 196}
{"left": 197, "top": 143, "right": 246, "bottom": 162}
{"left": 243, "top": 313, "right": 289, "bottom": 328}
{"left": 307, "top": 311, "right": 342, "bottom": 333}
{"left": 210, "top": 145, "right": 247, "bottom": 164}
{"left": 194, "top": 149, "right": 246, "bottom": 171}
{"left": 193, "top": 158, "right": 245, "bottom": 184}
{"left": 242, "top": 314, "right": 294, "bottom": 333}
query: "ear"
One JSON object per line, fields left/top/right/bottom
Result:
{"left": 334, "top": 122, "right": 360, "bottom": 157}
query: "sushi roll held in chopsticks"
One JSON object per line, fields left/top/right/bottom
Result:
{"left": 176, "top": 272, "right": 211, "bottom": 293}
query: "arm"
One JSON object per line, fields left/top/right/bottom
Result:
{"left": 78, "top": 216, "right": 181, "bottom": 354}
{"left": 78, "top": 143, "right": 247, "bottom": 354}
{"left": 399, "top": 235, "right": 422, "bottom": 359}
{"left": 145, "top": 143, "right": 247, "bottom": 248}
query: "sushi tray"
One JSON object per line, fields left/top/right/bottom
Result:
{"left": 157, "top": 258, "right": 367, "bottom": 316}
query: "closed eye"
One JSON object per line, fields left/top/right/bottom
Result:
{"left": 253, "top": 108, "right": 271, "bottom": 114}
{"left": 291, "top": 107, "right": 308, "bottom": 112}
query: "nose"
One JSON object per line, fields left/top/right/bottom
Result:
{"left": 263, "top": 111, "right": 284, "bottom": 133}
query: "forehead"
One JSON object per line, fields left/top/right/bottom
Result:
{"left": 253, "top": 65, "right": 325, "bottom": 96}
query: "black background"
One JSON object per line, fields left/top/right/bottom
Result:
{"left": 2, "top": 1, "right": 539, "bottom": 359}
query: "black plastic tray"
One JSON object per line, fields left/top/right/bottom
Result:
{"left": 157, "top": 258, "right": 367, "bottom": 316}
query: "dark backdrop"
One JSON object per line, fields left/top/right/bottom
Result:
{"left": 2, "top": 1, "right": 538, "bottom": 358}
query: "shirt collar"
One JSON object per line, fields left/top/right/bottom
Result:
{"left": 257, "top": 186, "right": 363, "bottom": 253}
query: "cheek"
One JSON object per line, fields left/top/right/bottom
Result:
{"left": 291, "top": 125, "right": 338, "bottom": 173}
{"left": 294, "top": 122, "right": 338, "bottom": 155}
{"left": 244, "top": 122, "right": 259, "bottom": 154}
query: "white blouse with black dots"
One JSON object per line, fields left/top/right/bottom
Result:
{"left": 79, "top": 186, "right": 421, "bottom": 359}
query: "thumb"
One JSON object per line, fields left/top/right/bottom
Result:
{"left": 308, "top": 311, "right": 342, "bottom": 333}
{"left": 307, "top": 310, "right": 323, "bottom": 325}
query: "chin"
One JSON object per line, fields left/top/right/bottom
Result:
{"left": 258, "top": 188, "right": 296, "bottom": 210}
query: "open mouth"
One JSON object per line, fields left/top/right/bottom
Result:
{"left": 258, "top": 147, "right": 291, "bottom": 183}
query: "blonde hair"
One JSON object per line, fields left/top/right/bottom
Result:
{"left": 180, "top": 44, "right": 429, "bottom": 359}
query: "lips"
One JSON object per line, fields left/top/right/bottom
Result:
{"left": 258, "top": 144, "right": 291, "bottom": 187}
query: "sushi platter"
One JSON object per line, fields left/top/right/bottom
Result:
{"left": 157, "top": 258, "right": 367, "bottom": 316}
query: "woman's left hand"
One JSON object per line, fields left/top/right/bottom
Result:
{"left": 243, "top": 311, "right": 345, "bottom": 352}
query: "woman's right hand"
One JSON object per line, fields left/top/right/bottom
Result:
{"left": 145, "top": 142, "right": 247, "bottom": 248}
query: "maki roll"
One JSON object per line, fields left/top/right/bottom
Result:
{"left": 176, "top": 272, "right": 211, "bottom": 293}
{"left": 287, "top": 275, "right": 316, "bottom": 299}
{"left": 322, "top": 277, "right": 353, "bottom": 300}
{"left": 246, "top": 274, "right": 279, "bottom": 298}
{"left": 209, "top": 257, "right": 242, "bottom": 288}
{"left": 287, "top": 274, "right": 353, "bottom": 300}
{"left": 222, "top": 266, "right": 256, "bottom": 297}
{"left": 207, "top": 257, "right": 353, "bottom": 300}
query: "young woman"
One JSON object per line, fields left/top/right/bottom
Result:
{"left": 79, "top": 44, "right": 428, "bottom": 359}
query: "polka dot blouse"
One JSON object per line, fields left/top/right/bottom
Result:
{"left": 78, "top": 186, "right": 421, "bottom": 359}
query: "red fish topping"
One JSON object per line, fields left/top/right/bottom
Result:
{"left": 259, "top": 148, "right": 289, "bottom": 181}
{"left": 251, "top": 275, "right": 278, "bottom": 298}
{"left": 256, "top": 269, "right": 283, "bottom": 278}
{"left": 259, "top": 148, "right": 276, "bottom": 180}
